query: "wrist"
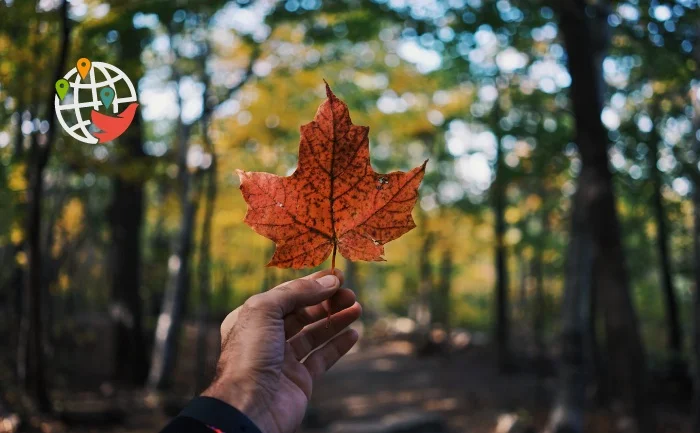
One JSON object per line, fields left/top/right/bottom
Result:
{"left": 201, "top": 378, "right": 269, "bottom": 431}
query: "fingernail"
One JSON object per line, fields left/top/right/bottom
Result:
{"left": 317, "top": 275, "right": 339, "bottom": 289}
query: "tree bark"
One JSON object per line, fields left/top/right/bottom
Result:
{"left": 17, "top": 136, "right": 52, "bottom": 412}
{"left": 147, "top": 122, "right": 197, "bottom": 391}
{"left": 493, "top": 113, "right": 511, "bottom": 372}
{"left": 691, "top": 84, "right": 700, "bottom": 433}
{"left": 195, "top": 165, "right": 215, "bottom": 392}
{"left": 417, "top": 231, "right": 434, "bottom": 330}
{"left": 196, "top": 66, "right": 217, "bottom": 392}
{"left": 588, "top": 259, "right": 609, "bottom": 406}
{"left": 532, "top": 188, "right": 548, "bottom": 381}
{"left": 692, "top": 161, "right": 700, "bottom": 433}
{"left": 147, "top": 25, "right": 201, "bottom": 389}
{"left": 16, "top": 0, "right": 70, "bottom": 412}
{"left": 109, "top": 111, "right": 148, "bottom": 385}
{"left": 648, "top": 102, "right": 684, "bottom": 370}
{"left": 554, "top": 1, "right": 655, "bottom": 431}
{"left": 437, "top": 248, "right": 452, "bottom": 329}
{"left": 545, "top": 177, "right": 594, "bottom": 433}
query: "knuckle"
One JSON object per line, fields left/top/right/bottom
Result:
{"left": 275, "top": 283, "right": 294, "bottom": 295}
{"left": 279, "top": 278, "right": 312, "bottom": 294}
{"left": 245, "top": 293, "right": 267, "bottom": 311}
{"left": 219, "top": 309, "right": 237, "bottom": 336}
{"left": 277, "top": 280, "right": 298, "bottom": 294}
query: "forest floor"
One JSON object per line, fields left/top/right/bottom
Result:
{"left": 1, "top": 318, "right": 695, "bottom": 433}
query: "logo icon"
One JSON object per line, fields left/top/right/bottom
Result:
{"left": 55, "top": 57, "right": 138, "bottom": 144}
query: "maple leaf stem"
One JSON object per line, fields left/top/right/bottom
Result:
{"left": 331, "top": 241, "right": 337, "bottom": 272}
{"left": 325, "top": 242, "right": 337, "bottom": 328}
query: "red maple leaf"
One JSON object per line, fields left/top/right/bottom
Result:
{"left": 237, "top": 82, "right": 426, "bottom": 269}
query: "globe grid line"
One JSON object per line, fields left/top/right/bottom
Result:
{"left": 71, "top": 73, "right": 94, "bottom": 142}
{"left": 54, "top": 61, "right": 137, "bottom": 144}
{"left": 89, "top": 65, "right": 99, "bottom": 113}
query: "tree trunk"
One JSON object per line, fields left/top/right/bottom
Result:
{"left": 691, "top": 84, "right": 700, "bottom": 433}
{"left": 148, "top": 19, "right": 264, "bottom": 392}
{"left": 691, "top": 178, "right": 700, "bottom": 433}
{"left": 417, "top": 231, "right": 434, "bottom": 329}
{"left": 147, "top": 123, "right": 197, "bottom": 391}
{"left": 493, "top": 117, "right": 511, "bottom": 372}
{"left": 588, "top": 259, "right": 609, "bottom": 406}
{"left": 16, "top": 0, "right": 70, "bottom": 412}
{"left": 149, "top": 182, "right": 170, "bottom": 319}
{"left": 413, "top": 228, "right": 434, "bottom": 354}
{"left": 17, "top": 137, "right": 52, "bottom": 412}
{"left": 147, "top": 30, "right": 201, "bottom": 389}
{"left": 195, "top": 165, "right": 215, "bottom": 392}
{"left": 196, "top": 73, "right": 217, "bottom": 392}
{"left": 532, "top": 189, "right": 547, "bottom": 381}
{"left": 648, "top": 103, "right": 684, "bottom": 371}
{"left": 436, "top": 248, "right": 452, "bottom": 329}
{"left": 555, "top": 1, "right": 655, "bottom": 431}
{"left": 109, "top": 111, "right": 148, "bottom": 385}
{"left": 518, "top": 253, "right": 528, "bottom": 320}
{"left": 545, "top": 177, "right": 594, "bottom": 433}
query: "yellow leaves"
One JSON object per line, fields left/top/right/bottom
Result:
{"left": 57, "top": 272, "right": 70, "bottom": 293}
{"left": 0, "top": 59, "right": 11, "bottom": 77}
{"left": 53, "top": 198, "right": 85, "bottom": 258}
{"left": 505, "top": 227, "right": 522, "bottom": 246}
{"left": 651, "top": 81, "right": 666, "bottom": 94}
{"left": 618, "top": 199, "right": 630, "bottom": 216}
{"left": 61, "top": 199, "right": 85, "bottom": 236}
{"left": 10, "top": 226, "right": 23, "bottom": 244}
{"left": 439, "top": 86, "right": 474, "bottom": 115}
{"left": 15, "top": 250, "right": 26, "bottom": 267}
{"left": 475, "top": 224, "right": 491, "bottom": 242}
{"left": 431, "top": 208, "right": 474, "bottom": 249}
{"left": 0, "top": 35, "right": 10, "bottom": 52}
{"left": 8, "top": 163, "right": 26, "bottom": 192}
{"left": 382, "top": 271, "right": 407, "bottom": 309}
{"left": 454, "top": 299, "right": 488, "bottom": 325}
{"left": 645, "top": 221, "right": 656, "bottom": 239}
{"left": 258, "top": 146, "right": 279, "bottom": 168}
{"left": 543, "top": 249, "right": 558, "bottom": 264}
{"left": 320, "top": 9, "right": 370, "bottom": 26}
{"left": 525, "top": 194, "right": 542, "bottom": 212}
{"left": 505, "top": 207, "right": 520, "bottom": 224}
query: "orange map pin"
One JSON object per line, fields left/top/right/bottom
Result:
{"left": 77, "top": 58, "right": 91, "bottom": 79}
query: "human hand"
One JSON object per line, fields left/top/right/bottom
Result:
{"left": 201, "top": 269, "right": 361, "bottom": 433}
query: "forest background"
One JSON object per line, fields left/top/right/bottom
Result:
{"left": 1, "top": 1, "right": 699, "bottom": 432}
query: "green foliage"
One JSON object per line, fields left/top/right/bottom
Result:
{"left": 0, "top": 0, "right": 698, "bottom": 362}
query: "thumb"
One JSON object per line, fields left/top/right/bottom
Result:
{"left": 260, "top": 274, "right": 340, "bottom": 318}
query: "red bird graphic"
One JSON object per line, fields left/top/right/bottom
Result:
{"left": 90, "top": 102, "right": 139, "bottom": 143}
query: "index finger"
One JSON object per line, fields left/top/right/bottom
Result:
{"left": 270, "top": 268, "right": 345, "bottom": 291}
{"left": 223, "top": 269, "right": 346, "bottom": 334}
{"left": 257, "top": 273, "right": 341, "bottom": 318}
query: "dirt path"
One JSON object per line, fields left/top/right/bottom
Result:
{"left": 302, "top": 339, "right": 552, "bottom": 433}
{"left": 5, "top": 325, "right": 693, "bottom": 433}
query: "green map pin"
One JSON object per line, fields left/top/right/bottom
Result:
{"left": 55, "top": 79, "right": 69, "bottom": 100}
{"left": 99, "top": 87, "right": 114, "bottom": 110}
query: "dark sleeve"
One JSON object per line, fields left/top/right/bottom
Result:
{"left": 159, "top": 396, "right": 263, "bottom": 433}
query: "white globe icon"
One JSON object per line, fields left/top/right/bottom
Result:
{"left": 54, "top": 61, "right": 137, "bottom": 144}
